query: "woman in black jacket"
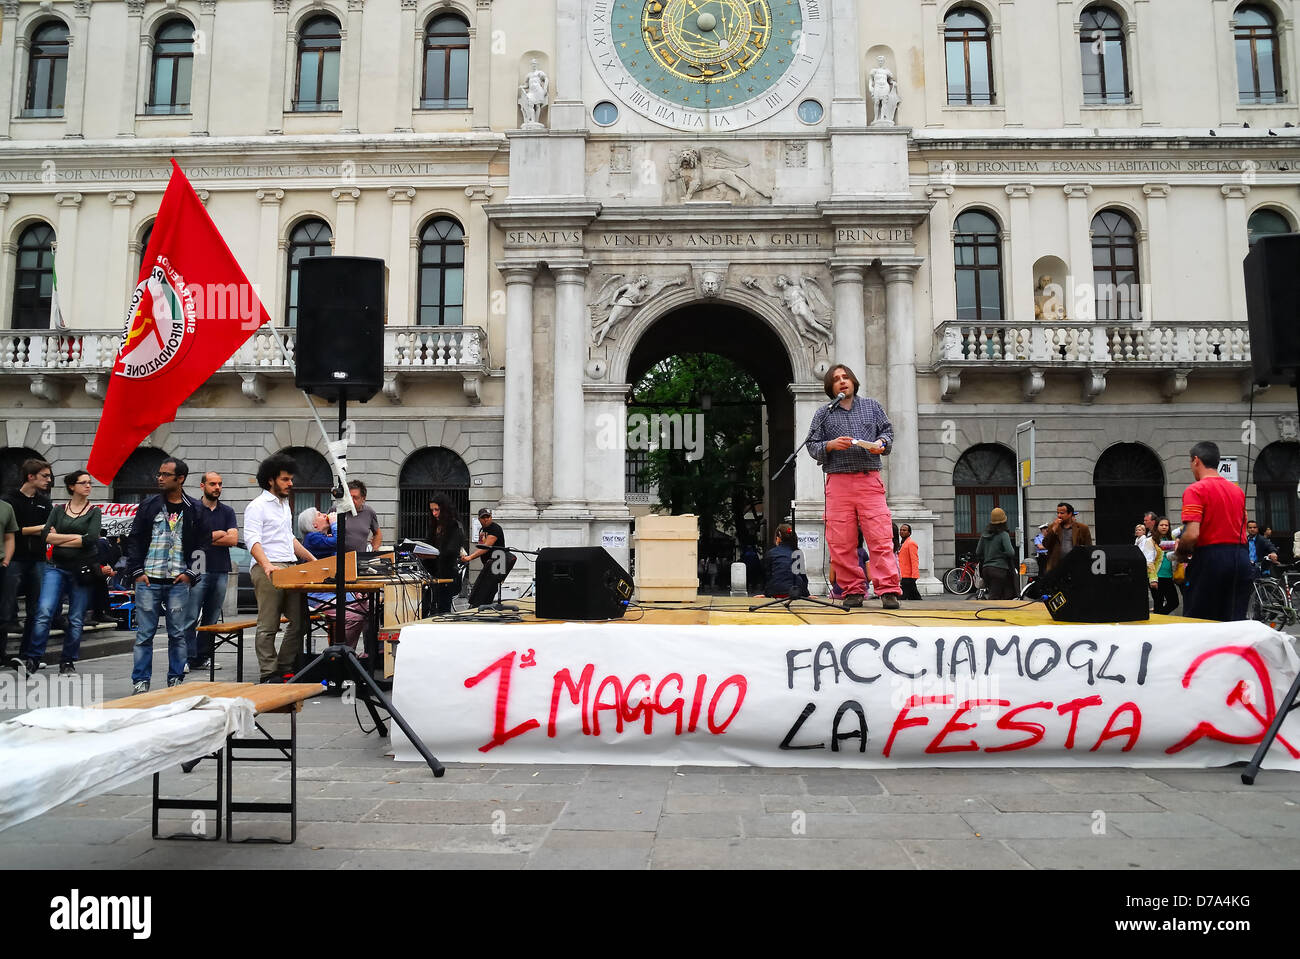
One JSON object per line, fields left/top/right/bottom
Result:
{"left": 428, "top": 495, "right": 467, "bottom": 614}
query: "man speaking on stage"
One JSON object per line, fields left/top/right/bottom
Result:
{"left": 805, "top": 364, "right": 903, "bottom": 610}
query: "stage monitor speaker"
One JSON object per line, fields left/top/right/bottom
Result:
{"left": 1043, "top": 544, "right": 1150, "bottom": 623}
{"left": 535, "top": 547, "right": 634, "bottom": 621}
{"left": 295, "top": 256, "right": 386, "bottom": 402}
{"left": 1244, "top": 232, "right": 1300, "bottom": 387}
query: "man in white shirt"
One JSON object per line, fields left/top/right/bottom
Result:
{"left": 245, "top": 453, "right": 317, "bottom": 683}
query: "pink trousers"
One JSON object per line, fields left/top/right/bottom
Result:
{"left": 825, "top": 471, "right": 900, "bottom": 597}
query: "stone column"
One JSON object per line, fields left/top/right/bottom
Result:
{"left": 0, "top": 2, "right": 21, "bottom": 138}
{"left": 926, "top": 184, "right": 956, "bottom": 323}
{"left": 394, "top": 0, "right": 416, "bottom": 131}
{"left": 1063, "top": 183, "right": 1093, "bottom": 319}
{"left": 551, "top": 0, "right": 584, "bottom": 129}
{"left": 256, "top": 189, "right": 284, "bottom": 322}
{"left": 108, "top": 191, "right": 137, "bottom": 319}
{"left": 550, "top": 262, "right": 589, "bottom": 509}
{"left": 1211, "top": 0, "right": 1236, "bottom": 125}
{"left": 1005, "top": 183, "right": 1034, "bottom": 324}
{"left": 499, "top": 261, "right": 539, "bottom": 506}
{"left": 882, "top": 257, "right": 924, "bottom": 508}
{"left": 997, "top": 2, "right": 1020, "bottom": 125}
{"left": 0, "top": 194, "right": 11, "bottom": 315}
{"left": 830, "top": 0, "right": 865, "bottom": 126}
{"left": 63, "top": 0, "right": 92, "bottom": 138}
{"left": 829, "top": 259, "right": 867, "bottom": 378}
{"left": 1142, "top": 183, "right": 1171, "bottom": 325}
{"left": 386, "top": 187, "right": 415, "bottom": 326}
{"left": 331, "top": 187, "right": 359, "bottom": 254}
{"left": 54, "top": 193, "right": 81, "bottom": 322}
{"left": 471, "top": 0, "right": 493, "bottom": 131}
{"left": 266, "top": 0, "right": 290, "bottom": 134}
{"left": 340, "top": 0, "right": 365, "bottom": 134}
{"left": 189, "top": 0, "right": 217, "bottom": 135}
{"left": 1129, "top": 9, "right": 1159, "bottom": 124}
{"left": 1058, "top": 0, "right": 1080, "bottom": 126}
{"left": 1222, "top": 184, "right": 1250, "bottom": 324}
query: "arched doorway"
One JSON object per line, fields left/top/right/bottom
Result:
{"left": 1255, "top": 441, "right": 1299, "bottom": 560}
{"left": 625, "top": 303, "right": 796, "bottom": 566}
{"left": 1094, "top": 442, "right": 1164, "bottom": 545}
{"left": 112, "top": 447, "right": 170, "bottom": 503}
{"left": 952, "top": 444, "right": 1018, "bottom": 559}
{"left": 277, "top": 446, "right": 333, "bottom": 518}
{"left": 398, "top": 446, "right": 471, "bottom": 541}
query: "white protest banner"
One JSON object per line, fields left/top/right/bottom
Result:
{"left": 390, "top": 621, "right": 1300, "bottom": 769}
{"left": 90, "top": 503, "right": 140, "bottom": 537}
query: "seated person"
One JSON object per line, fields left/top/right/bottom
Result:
{"left": 762, "top": 524, "right": 809, "bottom": 598}
{"left": 297, "top": 507, "right": 366, "bottom": 649}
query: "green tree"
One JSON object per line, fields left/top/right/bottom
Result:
{"left": 630, "top": 353, "right": 764, "bottom": 551}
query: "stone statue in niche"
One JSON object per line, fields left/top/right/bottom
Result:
{"left": 869, "top": 56, "right": 900, "bottom": 126}
{"left": 518, "top": 60, "right": 549, "bottom": 128}
{"left": 667, "top": 148, "right": 771, "bottom": 202}
{"left": 1034, "top": 274, "right": 1066, "bottom": 321}
{"left": 743, "top": 274, "right": 834, "bottom": 344}
{"left": 589, "top": 273, "right": 687, "bottom": 346}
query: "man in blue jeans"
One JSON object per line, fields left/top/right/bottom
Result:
{"left": 2, "top": 459, "right": 53, "bottom": 669}
{"left": 124, "top": 456, "right": 203, "bottom": 694}
{"left": 185, "top": 470, "right": 238, "bottom": 673}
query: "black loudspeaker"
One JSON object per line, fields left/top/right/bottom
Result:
{"left": 1043, "top": 545, "right": 1150, "bottom": 623}
{"left": 535, "top": 547, "right": 634, "bottom": 621}
{"left": 1244, "top": 233, "right": 1300, "bottom": 387}
{"left": 294, "top": 256, "right": 385, "bottom": 402}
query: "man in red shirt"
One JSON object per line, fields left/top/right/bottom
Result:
{"left": 1175, "top": 440, "right": 1251, "bottom": 621}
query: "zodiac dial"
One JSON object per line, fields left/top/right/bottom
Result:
{"left": 587, "top": 0, "right": 826, "bottom": 132}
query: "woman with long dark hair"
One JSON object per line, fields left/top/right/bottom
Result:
{"left": 25, "top": 470, "right": 102, "bottom": 674}
{"left": 428, "top": 495, "right": 466, "bottom": 613}
{"left": 1151, "top": 516, "right": 1180, "bottom": 615}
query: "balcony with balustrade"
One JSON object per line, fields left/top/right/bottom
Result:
{"left": 931, "top": 320, "right": 1254, "bottom": 403}
{"left": 0, "top": 326, "right": 490, "bottom": 405}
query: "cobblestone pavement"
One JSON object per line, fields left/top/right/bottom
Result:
{"left": 2, "top": 635, "right": 1298, "bottom": 871}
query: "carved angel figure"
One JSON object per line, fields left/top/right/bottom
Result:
{"left": 743, "top": 274, "right": 834, "bottom": 344}
{"left": 667, "top": 148, "right": 771, "bottom": 202}
{"left": 590, "top": 273, "right": 686, "bottom": 347}
{"left": 518, "top": 60, "right": 549, "bottom": 126}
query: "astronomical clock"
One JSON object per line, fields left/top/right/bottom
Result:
{"left": 586, "top": 0, "right": 828, "bottom": 131}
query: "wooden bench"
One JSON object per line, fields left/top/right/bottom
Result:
{"left": 104, "top": 681, "right": 321, "bottom": 843}
{"left": 196, "top": 615, "right": 319, "bottom": 682}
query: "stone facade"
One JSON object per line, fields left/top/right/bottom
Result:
{"left": 0, "top": 0, "right": 1297, "bottom": 594}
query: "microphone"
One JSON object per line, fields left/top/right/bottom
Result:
{"left": 827, "top": 391, "right": 846, "bottom": 409}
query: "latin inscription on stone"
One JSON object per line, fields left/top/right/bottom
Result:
{"left": 835, "top": 228, "right": 913, "bottom": 244}
{"left": 597, "top": 232, "right": 824, "bottom": 248}
{"left": 505, "top": 230, "right": 583, "bottom": 246}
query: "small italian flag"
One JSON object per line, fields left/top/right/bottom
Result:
{"left": 50, "top": 242, "right": 66, "bottom": 330}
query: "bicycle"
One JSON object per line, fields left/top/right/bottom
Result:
{"left": 943, "top": 554, "right": 985, "bottom": 596}
{"left": 1249, "top": 559, "right": 1299, "bottom": 630}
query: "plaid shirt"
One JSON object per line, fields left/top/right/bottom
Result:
{"left": 805, "top": 395, "right": 894, "bottom": 473}
{"left": 143, "top": 506, "right": 186, "bottom": 579}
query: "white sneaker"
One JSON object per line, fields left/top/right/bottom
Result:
{"left": 132, "top": 681, "right": 149, "bottom": 695}
{"left": 183, "top": 662, "right": 190, "bottom": 674}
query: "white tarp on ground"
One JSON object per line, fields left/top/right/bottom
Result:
{"left": 390, "top": 620, "right": 1300, "bottom": 769}
{"left": 0, "top": 696, "right": 255, "bottom": 832}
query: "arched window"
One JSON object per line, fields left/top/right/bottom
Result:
{"left": 1093, "top": 442, "right": 1164, "bottom": 544}
{"left": 417, "top": 217, "right": 465, "bottom": 326}
{"left": 1091, "top": 209, "right": 1140, "bottom": 321}
{"left": 147, "top": 18, "right": 194, "bottom": 114}
{"left": 1235, "top": 4, "right": 1283, "bottom": 104}
{"left": 295, "top": 16, "right": 341, "bottom": 111}
{"left": 954, "top": 210, "right": 1002, "bottom": 324}
{"left": 137, "top": 222, "right": 154, "bottom": 278}
{"left": 1256, "top": 441, "right": 1299, "bottom": 559}
{"left": 422, "top": 14, "right": 470, "bottom": 109}
{"left": 952, "top": 444, "right": 1018, "bottom": 560}
{"left": 1248, "top": 208, "right": 1293, "bottom": 245}
{"left": 0, "top": 447, "right": 42, "bottom": 494}
{"left": 1081, "top": 6, "right": 1129, "bottom": 104}
{"left": 285, "top": 219, "right": 333, "bottom": 327}
{"left": 944, "top": 8, "right": 993, "bottom": 105}
{"left": 398, "top": 446, "right": 471, "bottom": 541}
{"left": 24, "top": 21, "right": 68, "bottom": 117}
{"left": 277, "top": 446, "right": 334, "bottom": 518}
{"left": 12, "top": 223, "right": 55, "bottom": 330}
{"left": 111, "top": 447, "right": 171, "bottom": 504}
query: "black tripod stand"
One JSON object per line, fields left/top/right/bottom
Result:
{"left": 289, "top": 390, "right": 445, "bottom": 778}
{"left": 749, "top": 443, "right": 839, "bottom": 613}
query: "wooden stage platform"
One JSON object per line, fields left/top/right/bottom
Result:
{"left": 422, "top": 593, "right": 1194, "bottom": 628}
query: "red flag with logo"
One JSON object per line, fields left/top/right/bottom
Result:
{"left": 88, "top": 159, "right": 272, "bottom": 484}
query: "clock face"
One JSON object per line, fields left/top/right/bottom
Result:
{"left": 587, "top": 0, "right": 826, "bottom": 132}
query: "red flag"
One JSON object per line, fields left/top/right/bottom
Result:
{"left": 88, "top": 159, "right": 272, "bottom": 484}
